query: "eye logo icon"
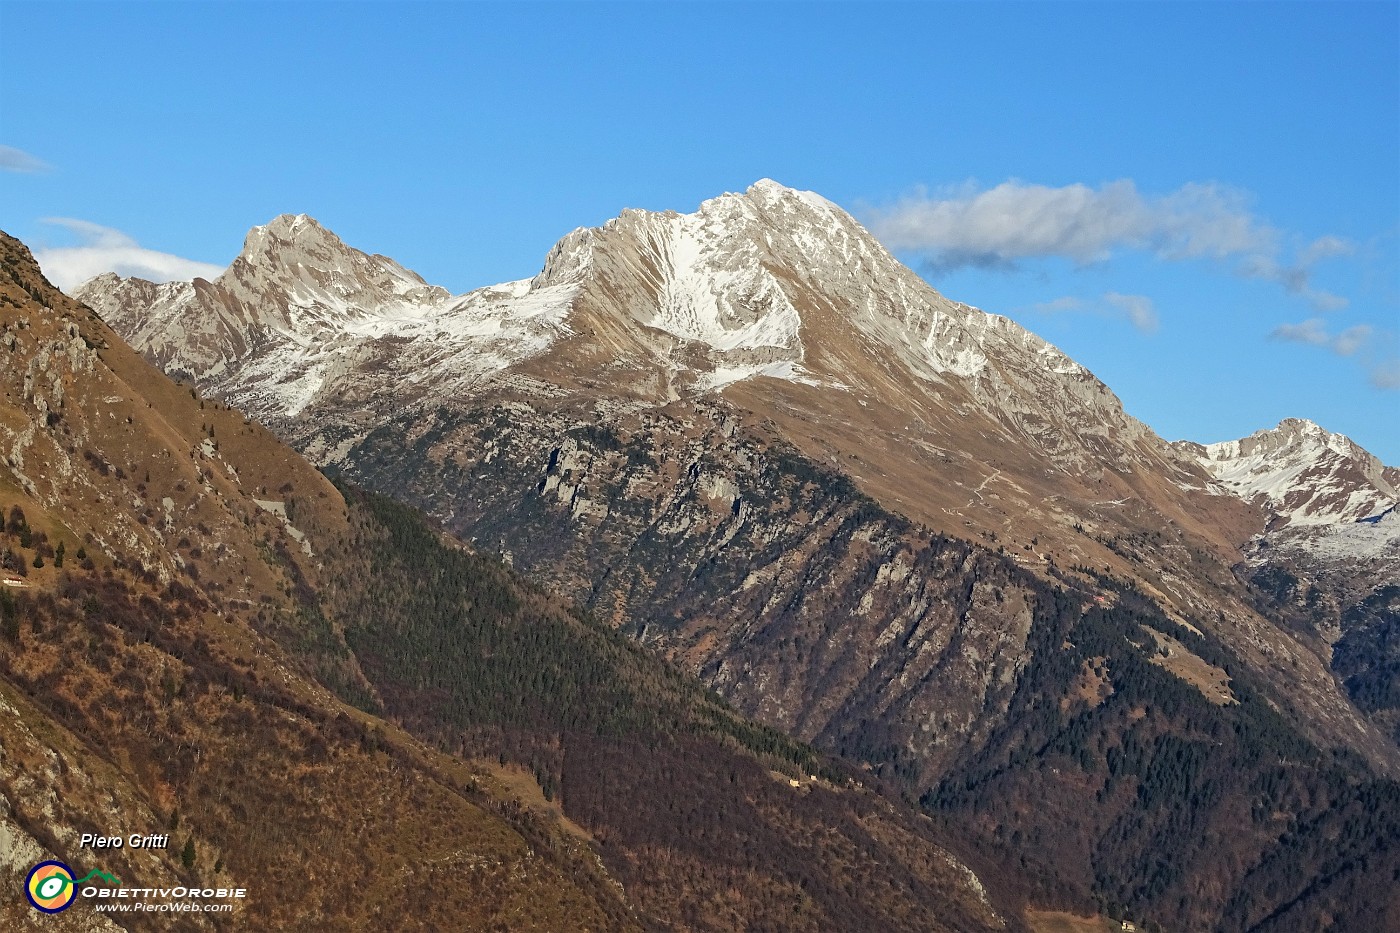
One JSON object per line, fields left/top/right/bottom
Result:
{"left": 25, "top": 861, "right": 77, "bottom": 913}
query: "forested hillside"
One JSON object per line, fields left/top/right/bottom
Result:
{"left": 309, "top": 485, "right": 1011, "bottom": 932}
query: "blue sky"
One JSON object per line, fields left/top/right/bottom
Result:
{"left": 2, "top": 2, "right": 1396, "bottom": 461}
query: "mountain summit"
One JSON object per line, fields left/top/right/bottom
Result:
{"left": 231, "top": 212, "right": 450, "bottom": 311}
{"left": 519, "top": 180, "right": 1167, "bottom": 465}
{"left": 77, "top": 181, "right": 1193, "bottom": 503}
{"left": 1174, "top": 418, "right": 1399, "bottom": 526}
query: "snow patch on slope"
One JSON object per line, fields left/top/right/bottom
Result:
{"left": 1273, "top": 506, "right": 1400, "bottom": 564}
{"left": 698, "top": 360, "right": 834, "bottom": 392}
{"left": 644, "top": 208, "right": 802, "bottom": 352}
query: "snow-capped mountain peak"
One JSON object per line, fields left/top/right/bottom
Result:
{"left": 511, "top": 180, "right": 1165, "bottom": 473}
{"left": 1175, "top": 419, "right": 1398, "bottom": 526}
{"left": 227, "top": 213, "right": 450, "bottom": 318}
{"left": 72, "top": 209, "right": 587, "bottom": 418}
{"left": 74, "top": 181, "right": 1178, "bottom": 479}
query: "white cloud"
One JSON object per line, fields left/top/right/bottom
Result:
{"left": 1021, "top": 292, "right": 1157, "bottom": 333}
{"left": 1237, "top": 254, "right": 1349, "bottom": 311}
{"left": 1307, "top": 292, "right": 1349, "bottom": 313}
{"left": 1372, "top": 360, "right": 1400, "bottom": 390}
{"left": 0, "top": 145, "right": 49, "bottom": 173}
{"left": 1272, "top": 318, "right": 1398, "bottom": 389}
{"left": 1270, "top": 318, "right": 1330, "bottom": 347}
{"left": 862, "top": 179, "right": 1349, "bottom": 311}
{"left": 1297, "top": 234, "right": 1354, "bottom": 268}
{"left": 33, "top": 218, "right": 225, "bottom": 292}
{"left": 864, "top": 179, "right": 1272, "bottom": 264}
{"left": 1103, "top": 293, "right": 1159, "bottom": 333}
{"left": 1029, "top": 296, "right": 1084, "bottom": 314}
{"left": 1331, "top": 324, "right": 1373, "bottom": 357}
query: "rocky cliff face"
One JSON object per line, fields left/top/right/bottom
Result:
{"left": 332, "top": 395, "right": 1047, "bottom": 784}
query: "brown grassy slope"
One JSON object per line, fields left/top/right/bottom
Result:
{"left": 0, "top": 575, "right": 633, "bottom": 933}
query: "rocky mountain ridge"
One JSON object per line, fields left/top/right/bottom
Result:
{"left": 74, "top": 185, "right": 1384, "bottom": 760}
{"left": 77, "top": 185, "right": 1274, "bottom": 610}
{"left": 77, "top": 182, "right": 1179, "bottom": 471}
